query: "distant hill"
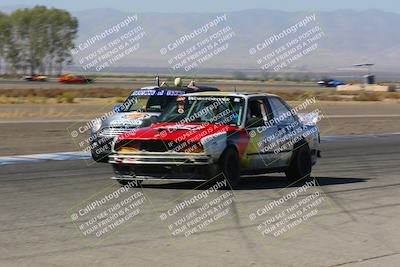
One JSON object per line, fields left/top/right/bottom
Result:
{"left": 2, "top": 7, "right": 400, "bottom": 73}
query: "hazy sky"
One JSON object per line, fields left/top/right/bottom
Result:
{"left": 1, "top": 0, "right": 399, "bottom": 13}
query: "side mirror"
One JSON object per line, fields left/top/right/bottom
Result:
{"left": 113, "top": 104, "right": 122, "bottom": 113}
{"left": 150, "top": 115, "right": 158, "bottom": 124}
{"left": 245, "top": 117, "right": 265, "bottom": 128}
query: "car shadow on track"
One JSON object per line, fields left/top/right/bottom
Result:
{"left": 139, "top": 176, "right": 368, "bottom": 191}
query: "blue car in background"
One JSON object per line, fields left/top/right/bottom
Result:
{"left": 317, "top": 79, "right": 346, "bottom": 87}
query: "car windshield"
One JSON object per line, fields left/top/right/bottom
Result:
{"left": 158, "top": 95, "right": 245, "bottom": 126}
{"left": 120, "top": 89, "right": 183, "bottom": 113}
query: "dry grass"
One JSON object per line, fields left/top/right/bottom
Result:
{"left": 0, "top": 95, "right": 48, "bottom": 104}
{"left": 259, "top": 90, "right": 394, "bottom": 102}
{"left": 56, "top": 92, "right": 78, "bottom": 103}
{"left": 351, "top": 92, "right": 400, "bottom": 101}
{"left": 353, "top": 92, "right": 383, "bottom": 101}
{"left": 0, "top": 88, "right": 132, "bottom": 98}
{"left": 113, "top": 96, "right": 127, "bottom": 103}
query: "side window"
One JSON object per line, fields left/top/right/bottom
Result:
{"left": 246, "top": 99, "right": 268, "bottom": 127}
{"left": 268, "top": 97, "right": 295, "bottom": 124}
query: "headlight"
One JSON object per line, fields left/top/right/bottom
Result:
{"left": 92, "top": 119, "right": 102, "bottom": 132}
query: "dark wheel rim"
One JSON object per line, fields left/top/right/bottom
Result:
{"left": 224, "top": 153, "right": 239, "bottom": 185}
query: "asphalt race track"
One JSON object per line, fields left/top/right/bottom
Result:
{"left": 1, "top": 135, "right": 400, "bottom": 267}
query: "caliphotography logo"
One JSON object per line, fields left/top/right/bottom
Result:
{"left": 1, "top": 0, "right": 400, "bottom": 267}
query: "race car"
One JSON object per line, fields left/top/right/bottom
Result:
{"left": 58, "top": 74, "right": 93, "bottom": 83}
{"left": 317, "top": 79, "right": 346, "bottom": 87}
{"left": 90, "top": 84, "right": 219, "bottom": 162}
{"left": 109, "top": 92, "right": 321, "bottom": 188}
{"left": 24, "top": 75, "right": 47, "bottom": 81}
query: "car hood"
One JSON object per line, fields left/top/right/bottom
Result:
{"left": 101, "top": 111, "right": 160, "bottom": 128}
{"left": 116, "top": 123, "right": 240, "bottom": 142}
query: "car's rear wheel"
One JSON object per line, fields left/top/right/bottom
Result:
{"left": 219, "top": 147, "right": 241, "bottom": 189}
{"left": 285, "top": 144, "right": 312, "bottom": 181}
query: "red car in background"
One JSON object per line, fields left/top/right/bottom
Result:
{"left": 24, "top": 75, "right": 47, "bottom": 81}
{"left": 58, "top": 74, "right": 93, "bottom": 84}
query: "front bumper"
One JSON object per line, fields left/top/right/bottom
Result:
{"left": 108, "top": 151, "right": 212, "bottom": 165}
{"left": 109, "top": 152, "right": 218, "bottom": 181}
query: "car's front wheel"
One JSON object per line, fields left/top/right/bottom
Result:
{"left": 219, "top": 147, "right": 241, "bottom": 188}
{"left": 285, "top": 144, "right": 312, "bottom": 181}
{"left": 117, "top": 179, "right": 142, "bottom": 187}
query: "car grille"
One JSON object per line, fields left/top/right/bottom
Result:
{"left": 115, "top": 140, "right": 202, "bottom": 153}
{"left": 115, "top": 140, "right": 168, "bottom": 152}
{"left": 99, "top": 127, "right": 137, "bottom": 137}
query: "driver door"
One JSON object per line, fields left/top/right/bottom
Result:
{"left": 243, "top": 97, "right": 279, "bottom": 170}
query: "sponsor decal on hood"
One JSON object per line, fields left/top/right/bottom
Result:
{"left": 109, "top": 113, "right": 150, "bottom": 127}
{"left": 153, "top": 124, "right": 204, "bottom": 132}
{"left": 118, "top": 123, "right": 241, "bottom": 142}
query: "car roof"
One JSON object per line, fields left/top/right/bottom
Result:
{"left": 137, "top": 86, "right": 220, "bottom": 93}
{"left": 182, "top": 91, "right": 279, "bottom": 98}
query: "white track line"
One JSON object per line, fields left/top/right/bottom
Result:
{"left": 1, "top": 132, "right": 400, "bottom": 166}
{"left": 321, "top": 132, "right": 400, "bottom": 142}
{"left": 325, "top": 114, "right": 400, "bottom": 118}
{"left": 0, "top": 151, "right": 91, "bottom": 166}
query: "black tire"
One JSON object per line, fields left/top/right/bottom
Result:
{"left": 91, "top": 150, "right": 108, "bottom": 163}
{"left": 285, "top": 143, "right": 312, "bottom": 181}
{"left": 219, "top": 147, "right": 241, "bottom": 189}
